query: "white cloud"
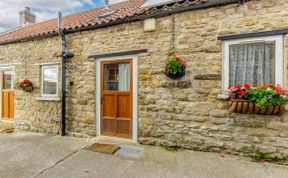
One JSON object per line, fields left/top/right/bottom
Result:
{"left": 84, "top": 0, "right": 96, "bottom": 6}
{"left": 0, "top": 0, "right": 96, "bottom": 33}
{"left": 108, "top": 0, "right": 128, "bottom": 5}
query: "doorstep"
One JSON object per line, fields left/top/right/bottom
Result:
{"left": 0, "top": 121, "right": 14, "bottom": 133}
{"left": 88, "top": 136, "right": 144, "bottom": 158}
{"left": 89, "top": 136, "right": 139, "bottom": 145}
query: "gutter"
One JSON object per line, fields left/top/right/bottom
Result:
{"left": 0, "top": 0, "right": 246, "bottom": 46}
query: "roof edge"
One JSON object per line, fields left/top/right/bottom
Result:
{"left": 0, "top": 0, "right": 245, "bottom": 46}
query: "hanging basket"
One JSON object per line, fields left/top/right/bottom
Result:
{"left": 165, "top": 69, "right": 185, "bottom": 80}
{"left": 228, "top": 99, "right": 286, "bottom": 116}
{"left": 17, "top": 79, "right": 33, "bottom": 93}
{"left": 24, "top": 86, "right": 33, "bottom": 92}
{"left": 165, "top": 56, "right": 186, "bottom": 80}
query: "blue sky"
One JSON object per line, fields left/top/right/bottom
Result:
{"left": 0, "top": 0, "right": 125, "bottom": 33}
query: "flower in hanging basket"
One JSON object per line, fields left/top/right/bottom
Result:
{"left": 165, "top": 55, "right": 186, "bottom": 80}
{"left": 227, "top": 84, "right": 287, "bottom": 115}
{"left": 17, "top": 79, "right": 33, "bottom": 92}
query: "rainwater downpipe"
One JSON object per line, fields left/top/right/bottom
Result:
{"left": 58, "top": 12, "right": 74, "bottom": 136}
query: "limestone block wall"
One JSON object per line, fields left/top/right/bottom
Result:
{"left": 138, "top": 0, "right": 288, "bottom": 158}
{"left": 0, "top": 38, "right": 62, "bottom": 134}
{"left": 0, "top": 0, "right": 288, "bottom": 158}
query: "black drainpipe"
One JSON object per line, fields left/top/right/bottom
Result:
{"left": 58, "top": 12, "right": 74, "bottom": 136}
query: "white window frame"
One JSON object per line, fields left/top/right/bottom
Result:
{"left": 41, "top": 65, "right": 59, "bottom": 97}
{"left": 222, "top": 35, "right": 284, "bottom": 93}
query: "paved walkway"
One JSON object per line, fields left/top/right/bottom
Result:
{"left": 0, "top": 132, "right": 288, "bottom": 178}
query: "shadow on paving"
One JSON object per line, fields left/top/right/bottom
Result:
{"left": 0, "top": 132, "right": 288, "bottom": 178}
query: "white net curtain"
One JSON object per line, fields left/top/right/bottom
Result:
{"left": 229, "top": 42, "right": 275, "bottom": 86}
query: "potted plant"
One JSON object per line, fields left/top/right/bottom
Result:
{"left": 17, "top": 79, "right": 33, "bottom": 92}
{"left": 165, "top": 56, "right": 186, "bottom": 80}
{"left": 227, "top": 84, "right": 287, "bottom": 115}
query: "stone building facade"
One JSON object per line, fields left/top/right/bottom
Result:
{"left": 1, "top": 0, "right": 288, "bottom": 158}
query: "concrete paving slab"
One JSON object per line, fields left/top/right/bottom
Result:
{"left": 38, "top": 143, "right": 288, "bottom": 178}
{"left": 0, "top": 132, "right": 87, "bottom": 178}
{"left": 1, "top": 132, "right": 288, "bottom": 178}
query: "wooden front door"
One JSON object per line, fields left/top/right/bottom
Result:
{"left": 2, "top": 69, "right": 14, "bottom": 121}
{"left": 101, "top": 59, "right": 132, "bottom": 139}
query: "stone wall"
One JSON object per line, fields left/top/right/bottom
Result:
{"left": 0, "top": 37, "right": 62, "bottom": 134}
{"left": 138, "top": 0, "right": 288, "bottom": 158}
{"left": 0, "top": 0, "right": 288, "bottom": 158}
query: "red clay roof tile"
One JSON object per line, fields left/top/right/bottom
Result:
{"left": 0, "top": 0, "right": 146, "bottom": 44}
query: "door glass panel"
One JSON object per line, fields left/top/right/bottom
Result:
{"left": 104, "top": 63, "right": 130, "bottom": 91}
{"left": 3, "top": 70, "right": 13, "bottom": 90}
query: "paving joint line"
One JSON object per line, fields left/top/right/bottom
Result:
{"left": 33, "top": 145, "right": 86, "bottom": 178}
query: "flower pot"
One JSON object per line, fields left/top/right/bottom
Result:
{"left": 228, "top": 99, "right": 286, "bottom": 116}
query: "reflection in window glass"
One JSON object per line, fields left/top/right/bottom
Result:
{"left": 42, "top": 66, "right": 58, "bottom": 95}
{"left": 3, "top": 71, "right": 13, "bottom": 90}
{"left": 104, "top": 63, "right": 130, "bottom": 91}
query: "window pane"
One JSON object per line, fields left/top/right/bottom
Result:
{"left": 104, "top": 63, "right": 130, "bottom": 91}
{"left": 229, "top": 42, "right": 275, "bottom": 86}
{"left": 3, "top": 71, "right": 13, "bottom": 90}
{"left": 43, "top": 67, "right": 57, "bottom": 95}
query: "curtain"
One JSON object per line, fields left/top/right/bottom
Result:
{"left": 119, "top": 63, "right": 130, "bottom": 91}
{"left": 229, "top": 42, "right": 275, "bottom": 86}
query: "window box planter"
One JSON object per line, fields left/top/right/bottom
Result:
{"left": 228, "top": 99, "right": 286, "bottom": 115}
{"left": 227, "top": 84, "right": 287, "bottom": 116}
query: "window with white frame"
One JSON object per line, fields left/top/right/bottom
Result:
{"left": 223, "top": 35, "right": 284, "bottom": 92}
{"left": 41, "top": 65, "right": 58, "bottom": 97}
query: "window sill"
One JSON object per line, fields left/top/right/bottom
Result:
{"left": 217, "top": 94, "right": 229, "bottom": 100}
{"left": 36, "top": 97, "right": 61, "bottom": 101}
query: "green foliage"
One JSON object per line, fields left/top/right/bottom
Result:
{"left": 166, "top": 56, "right": 185, "bottom": 75}
{"left": 246, "top": 88, "right": 287, "bottom": 109}
{"left": 250, "top": 150, "right": 288, "bottom": 163}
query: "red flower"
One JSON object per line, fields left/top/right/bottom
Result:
{"left": 265, "top": 84, "right": 274, "bottom": 88}
{"left": 228, "top": 91, "right": 233, "bottom": 96}
{"left": 219, "top": 154, "right": 225, "bottom": 159}
{"left": 20, "top": 82, "right": 23, "bottom": 86}
{"left": 259, "top": 160, "right": 265, "bottom": 165}
{"left": 275, "top": 85, "right": 282, "bottom": 94}
{"left": 235, "top": 85, "right": 242, "bottom": 90}
{"left": 244, "top": 83, "right": 250, "bottom": 89}
{"left": 228, "top": 86, "right": 233, "bottom": 90}
{"left": 285, "top": 90, "right": 288, "bottom": 99}
{"left": 175, "top": 56, "right": 180, "bottom": 61}
{"left": 240, "top": 90, "right": 246, "bottom": 96}
{"left": 24, "top": 79, "right": 29, "bottom": 84}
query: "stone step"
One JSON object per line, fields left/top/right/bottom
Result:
{"left": 0, "top": 122, "right": 14, "bottom": 133}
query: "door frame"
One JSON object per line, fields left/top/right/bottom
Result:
{"left": 0, "top": 66, "right": 15, "bottom": 122}
{"left": 96, "top": 55, "right": 138, "bottom": 142}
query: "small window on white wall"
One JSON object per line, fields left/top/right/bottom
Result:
{"left": 41, "top": 65, "right": 58, "bottom": 97}
{"left": 223, "top": 35, "right": 283, "bottom": 92}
